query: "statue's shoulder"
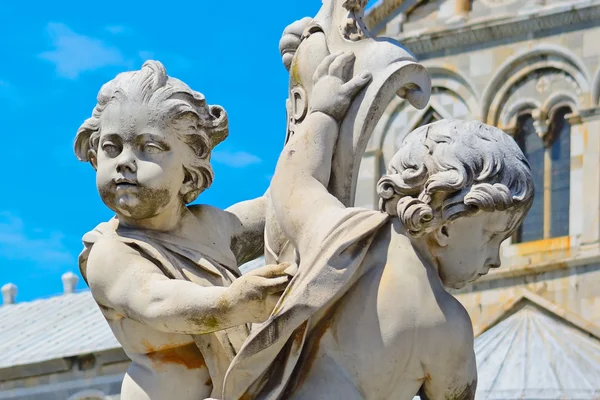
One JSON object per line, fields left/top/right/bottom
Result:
{"left": 187, "top": 204, "right": 240, "bottom": 237}
{"left": 422, "top": 285, "right": 473, "bottom": 345}
{"left": 87, "top": 233, "right": 141, "bottom": 263}
{"left": 188, "top": 204, "right": 232, "bottom": 222}
{"left": 81, "top": 218, "right": 159, "bottom": 269}
{"left": 82, "top": 219, "right": 119, "bottom": 250}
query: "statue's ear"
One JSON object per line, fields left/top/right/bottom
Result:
{"left": 88, "top": 150, "right": 98, "bottom": 171}
{"left": 432, "top": 225, "right": 450, "bottom": 247}
{"left": 180, "top": 170, "right": 197, "bottom": 203}
{"left": 290, "top": 86, "right": 308, "bottom": 123}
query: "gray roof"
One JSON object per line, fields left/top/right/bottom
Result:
{"left": 0, "top": 257, "right": 265, "bottom": 370}
{"left": 0, "top": 291, "right": 120, "bottom": 369}
{"left": 475, "top": 298, "right": 600, "bottom": 399}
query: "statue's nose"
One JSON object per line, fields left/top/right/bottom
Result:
{"left": 116, "top": 148, "right": 137, "bottom": 174}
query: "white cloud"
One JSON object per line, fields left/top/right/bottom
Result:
{"left": 0, "top": 212, "right": 74, "bottom": 266}
{"left": 212, "top": 151, "right": 262, "bottom": 168}
{"left": 39, "top": 22, "right": 127, "bottom": 79}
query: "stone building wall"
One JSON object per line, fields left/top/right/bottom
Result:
{"left": 0, "top": 355, "right": 127, "bottom": 400}
{"left": 358, "top": 0, "right": 600, "bottom": 330}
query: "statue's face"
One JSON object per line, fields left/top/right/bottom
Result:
{"left": 94, "top": 102, "right": 186, "bottom": 220}
{"left": 434, "top": 210, "right": 519, "bottom": 289}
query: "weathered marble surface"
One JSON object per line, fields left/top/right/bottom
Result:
{"left": 74, "top": 61, "right": 291, "bottom": 400}
{"left": 74, "top": 1, "right": 535, "bottom": 399}
{"left": 219, "top": 1, "right": 533, "bottom": 399}
{"left": 220, "top": 53, "right": 534, "bottom": 399}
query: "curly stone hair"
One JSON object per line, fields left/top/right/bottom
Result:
{"left": 377, "top": 119, "right": 534, "bottom": 236}
{"left": 74, "top": 60, "right": 228, "bottom": 204}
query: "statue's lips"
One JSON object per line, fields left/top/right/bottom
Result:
{"left": 114, "top": 182, "right": 138, "bottom": 190}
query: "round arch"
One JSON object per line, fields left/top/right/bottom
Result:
{"left": 481, "top": 44, "right": 591, "bottom": 125}
{"left": 371, "top": 64, "right": 480, "bottom": 151}
{"left": 425, "top": 63, "right": 481, "bottom": 119}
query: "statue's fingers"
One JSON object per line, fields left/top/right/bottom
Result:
{"left": 282, "top": 16, "right": 312, "bottom": 37}
{"left": 247, "top": 262, "right": 291, "bottom": 278}
{"left": 341, "top": 72, "right": 372, "bottom": 97}
{"left": 264, "top": 276, "right": 292, "bottom": 294}
{"left": 329, "top": 51, "right": 355, "bottom": 79}
{"left": 284, "top": 263, "right": 298, "bottom": 277}
{"left": 280, "top": 17, "right": 314, "bottom": 70}
{"left": 313, "top": 51, "right": 343, "bottom": 84}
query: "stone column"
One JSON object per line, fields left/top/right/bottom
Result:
{"left": 579, "top": 110, "right": 600, "bottom": 245}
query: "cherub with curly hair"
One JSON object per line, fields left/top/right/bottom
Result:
{"left": 75, "top": 61, "right": 291, "bottom": 400}
{"left": 222, "top": 53, "right": 534, "bottom": 400}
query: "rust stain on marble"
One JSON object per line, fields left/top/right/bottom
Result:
{"left": 142, "top": 341, "right": 206, "bottom": 370}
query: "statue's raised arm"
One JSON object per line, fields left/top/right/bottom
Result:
{"left": 284, "top": 0, "right": 431, "bottom": 206}
{"left": 264, "top": 0, "right": 432, "bottom": 266}
{"left": 271, "top": 52, "right": 372, "bottom": 256}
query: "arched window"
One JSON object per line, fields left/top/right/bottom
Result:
{"left": 513, "top": 107, "right": 572, "bottom": 243}
{"left": 548, "top": 107, "right": 571, "bottom": 237}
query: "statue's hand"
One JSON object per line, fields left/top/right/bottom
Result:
{"left": 228, "top": 263, "right": 291, "bottom": 323}
{"left": 309, "top": 51, "right": 372, "bottom": 122}
{"left": 280, "top": 17, "right": 313, "bottom": 71}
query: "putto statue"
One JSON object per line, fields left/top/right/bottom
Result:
{"left": 74, "top": 61, "right": 290, "bottom": 400}
{"left": 220, "top": 53, "right": 534, "bottom": 400}
{"left": 74, "top": 0, "right": 534, "bottom": 399}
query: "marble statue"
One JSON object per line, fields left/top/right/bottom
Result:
{"left": 74, "top": 60, "right": 292, "bottom": 400}
{"left": 74, "top": 0, "right": 536, "bottom": 399}
{"left": 264, "top": 0, "right": 431, "bottom": 270}
{"left": 221, "top": 52, "right": 534, "bottom": 400}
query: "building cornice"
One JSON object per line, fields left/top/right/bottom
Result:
{"left": 464, "top": 240, "right": 600, "bottom": 288}
{"left": 576, "top": 106, "right": 600, "bottom": 122}
{"left": 365, "top": 0, "right": 418, "bottom": 31}
{"left": 0, "top": 347, "right": 127, "bottom": 382}
{"left": 396, "top": 2, "right": 600, "bottom": 58}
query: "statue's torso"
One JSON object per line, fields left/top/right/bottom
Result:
{"left": 89, "top": 207, "right": 242, "bottom": 400}
{"left": 104, "top": 312, "right": 211, "bottom": 399}
{"left": 286, "top": 222, "right": 472, "bottom": 400}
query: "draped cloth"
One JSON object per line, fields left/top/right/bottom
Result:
{"left": 222, "top": 208, "right": 391, "bottom": 399}
{"left": 78, "top": 218, "right": 249, "bottom": 398}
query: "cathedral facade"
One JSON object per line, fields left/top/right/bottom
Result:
{"left": 358, "top": 0, "right": 600, "bottom": 350}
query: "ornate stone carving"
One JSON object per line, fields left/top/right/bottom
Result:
{"left": 222, "top": 58, "right": 535, "bottom": 396}
{"left": 74, "top": 3, "right": 537, "bottom": 400}
{"left": 218, "top": 3, "right": 533, "bottom": 400}
{"left": 397, "top": 4, "right": 600, "bottom": 58}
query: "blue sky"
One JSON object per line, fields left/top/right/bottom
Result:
{"left": 0, "top": 0, "right": 335, "bottom": 302}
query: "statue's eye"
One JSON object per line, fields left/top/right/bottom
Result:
{"left": 144, "top": 142, "right": 164, "bottom": 154}
{"left": 101, "top": 142, "right": 120, "bottom": 157}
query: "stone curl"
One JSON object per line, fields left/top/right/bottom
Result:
{"left": 377, "top": 119, "right": 534, "bottom": 236}
{"left": 74, "top": 60, "right": 228, "bottom": 204}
